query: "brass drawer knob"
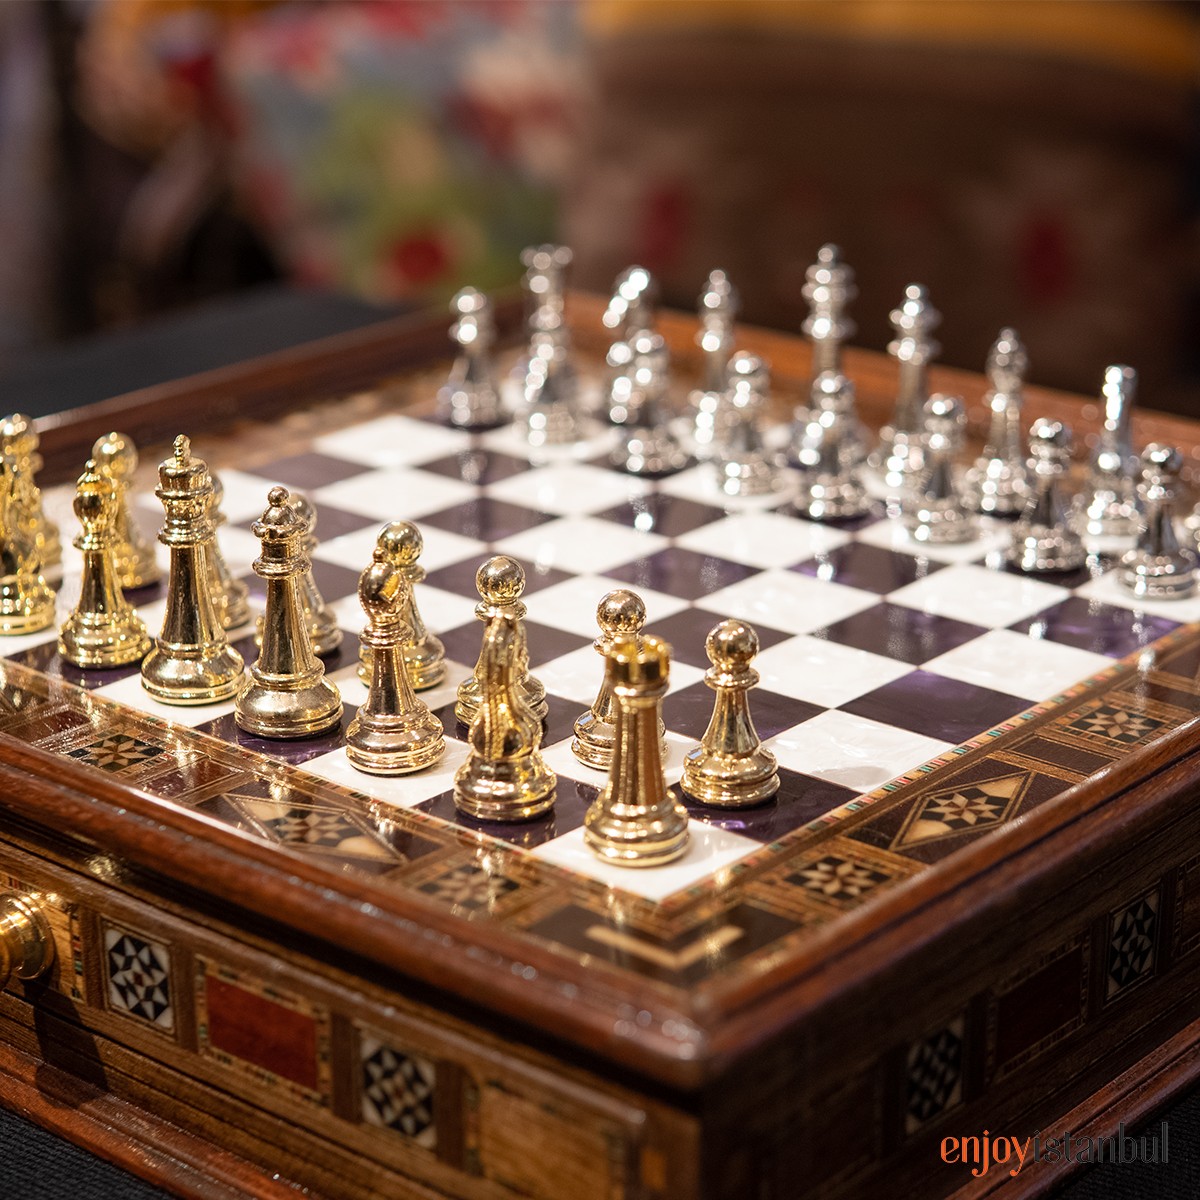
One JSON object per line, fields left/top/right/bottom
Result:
{"left": 0, "top": 894, "right": 54, "bottom": 987}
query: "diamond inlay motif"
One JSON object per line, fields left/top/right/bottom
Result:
{"left": 905, "top": 1016, "right": 965, "bottom": 1134}
{"left": 105, "top": 927, "right": 173, "bottom": 1030}
{"left": 69, "top": 732, "right": 164, "bottom": 772}
{"left": 1107, "top": 890, "right": 1159, "bottom": 999}
{"left": 895, "top": 773, "right": 1029, "bottom": 848}
{"left": 361, "top": 1034, "right": 437, "bottom": 1148}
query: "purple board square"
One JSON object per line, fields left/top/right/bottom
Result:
{"left": 1009, "top": 596, "right": 1180, "bottom": 659}
{"left": 540, "top": 695, "right": 589, "bottom": 749}
{"left": 435, "top": 623, "right": 483, "bottom": 672}
{"left": 310, "top": 559, "right": 364, "bottom": 604}
{"left": 774, "top": 499, "right": 887, "bottom": 531}
{"left": 416, "top": 776, "right": 596, "bottom": 850}
{"left": 524, "top": 624, "right": 592, "bottom": 669}
{"left": 840, "top": 671, "right": 1030, "bottom": 743}
{"left": 814, "top": 602, "right": 988, "bottom": 665}
{"left": 680, "top": 768, "right": 858, "bottom": 843}
{"left": 246, "top": 452, "right": 371, "bottom": 490}
{"left": 992, "top": 554, "right": 1113, "bottom": 591}
{"left": 593, "top": 494, "right": 728, "bottom": 537}
{"left": 418, "top": 448, "right": 530, "bottom": 485}
{"left": 194, "top": 703, "right": 359, "bottom": 765}
{"left": 663, "top": 681, "right": 823, "bottom": 742}
{"left": 654, "top": 608, "right": 792, "bottom": 669}
{"left": 8, "top": 640, "right": 141, "bottom": 690}
{"left": 792, "top": 542, "right": 945, "bottom": 595}
{"left": 424, "top": 557, "right": 571, "bottom": 599}
{"left": 124, "top": 579, "right": 167, "bottom": 606}
{"left": 604, "top": 547, "right": 759, "bottom": 602}
{"left": 420, "top": 497, "right": 555, "bottom": 542}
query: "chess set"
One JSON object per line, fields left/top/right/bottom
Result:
{"left": 1, "top": 249, "right": 1200, "bottom": 1200}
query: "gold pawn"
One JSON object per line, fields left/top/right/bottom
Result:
{"left": 453, "top": 609, "right": 556, "bottom": 821}
{"left": 357, "top": 521, "right": 443, "bottom": 688}
{"left": 236, "top": 487, "right": 342, "bottom": 738}
{"left": 346, "top": 557, "right": 444, "bottom": 774}
{"left": 207, "top": 471, "right": 251, "bottom": 630}
{"left": 92, "top": 432, "right": 161, "bottom": 589}
{"left": 681, "top": 620, "right": 780, "bottom": 807}
{"left": 572, "top": 588, "right": 664, "bottom": 770}
{"left": 0, "top": 454, "right": 55, "bottom": 635}
{"left": 456, "top": 555, "right": 546, "bottom": 726}
{"left": 59, "top": 459, "right": 151, "bottom": 667}
{"left": 140, "top": 436, "right": 245, "bottom": 704}
{"left": 584, "top": 634, "right": 689, "bottom": 866}
{"left": 0, "top": 413, "right": 61, "bottom": 583}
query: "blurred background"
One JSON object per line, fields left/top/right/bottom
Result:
{"left": 1, "top": 0, "right": 1198, "bottom": 408}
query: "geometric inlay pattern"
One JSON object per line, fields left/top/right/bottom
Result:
{"left": 1066, "top": 705, "right": 1166, "bottom": 747}
{"left": 785, "top": 855, "right": 891, "bottom": 903}
{"left": 360, "top": 1033, "right": 437, "bottom": 1149}
{"left": 1106, "top": 890, "right": 1159, "bottom": 1000}
{"left": 68, "top": 732, "right": 164, "bottom": 772}
{"left": 894, "top": 773, "right": 1030, "bottom": 848}
{"left": 905, "top": 1015, "right": 965, "bottom": 1134}
{"left": 104, "top": 926, "right": 173, "bottom": 1030}
{"left": 416, "top": 863, "right": 520, "bottom": 912}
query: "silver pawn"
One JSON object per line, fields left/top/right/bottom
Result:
{"left": 438, "top": 288, "right": 502, "bottom": 428}
{"left": 965, "top": 328, "right": 1029, "bottom": 515}
{"left": 1077, "top": 365, "right": 1139, "bottom": 545}
{"left": 610, "top": 331, "right": 688, "bottom": 476}
{"left": 794, "top": 370, "right": 868, "bottom": 466}
{"left": 1118, "top": 444, "right": 1196, "bottom": 599}
{"left": 713, "top": 352, "right": 778, "bottom": 496}
{"left": 519, "top": 334, "right": 579, "bottom": 447}
{"left": 801, "top": 244, "right": 856, "bottom": 379}
{"left": 793, "top": 410, "right": 870, "bottom": 521}
{"left": 1008, "top": 419, "right": 1087, "bottom": 574}
{"left": 905, "top": 395, "right": 977, "bottom": 544}
{"left": 872, "top": 284, "right": 941, "bottom": 492}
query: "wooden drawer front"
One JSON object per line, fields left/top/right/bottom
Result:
{"left": 0, "top": 840, "right": 686, "bottom": 1199}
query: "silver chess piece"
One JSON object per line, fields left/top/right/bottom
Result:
{"left": 696, "top": 269, "right": 739, "bottom": 392}
{"left": 905, "top": 394, "right": 977, "bottom": 544}
{"left": 713, "top": 352, "right": 779, "bottom": 496}
{"left": 1077, "top": 364, "right": 1139, "bottom": 545}
{"left": 801, "top": 244, "right": 856, "bottom": 379}
{"left": 602, "top": 265, "right": 657, "bottom": 341}
{"left": 691, "top": 269, "right": 739, "bottom": 453}
{"left": 610, "top": 330, "right": 688, "bottom": 476}
{"left": 872, "top": 284, "right": 941, "bottom": 492}
{"left": 516, "top": 245, "right": 580, "bottom": 446}
{"left": 965, "top": 328, "right": 1030, "bottom": 516}
{"left": 1118, "top": 444, "right": 1196, "bottom": 599}
{"left": 1008, "top": 419, "right": 1087, "bottom": 574}
{"left": 793, "top": 410, "right": 870, "bottom": 521}
{"left": 793, "top": 370, "right": 868, "bottom": 466}
{"left": 437, "top": 288, "right": 502, "bottom": 428}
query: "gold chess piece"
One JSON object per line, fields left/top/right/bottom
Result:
{"left": 347, "top": 556, "right": 444, "bottom": 773}
{"left": 584, "top": 634, "right": 689, "bottom": 866}
{"left": 206, "top": 471, "right": 251, "bottom": 630}
{"left": 0, "top": 454, "right": 55, "bottom": 635}
{"left": 140, "top": 436, "right": 245, "bottom": 704}
{"left": 0, "top": 413, "right": 61, "bottom": 583}
{"left": 92, "top": 432, "right": 161, "bottom": 589}
{"left": 456, "top": 555, "right": 546, "bottom": 726}
{"left": 572, "top": 588, "right": 665, "bottom": 770}
{"left": 236, "top": 487, "right": 342, "bottom": 738}
{"left": 681, "top": 619, "right": 780, "bottom": 807}
{"left": 59, "top": 459, "right": 151, "bottom": 668}
{"left": 256, "top": 492, "right": 342, "bottom": 655}
{"left": 357, "top": 521, "right": 443, "bottom": 688}
{"left": 453, "top": 609, "right": 556, "bottom": 820}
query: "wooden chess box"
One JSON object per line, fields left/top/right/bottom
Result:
{"left": 1, "top": 295, "right": 1199, "bottom": 1200}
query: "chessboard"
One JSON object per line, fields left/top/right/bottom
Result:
{"left": 2, "top": 294, "right": 1200, "bottom": 1200}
